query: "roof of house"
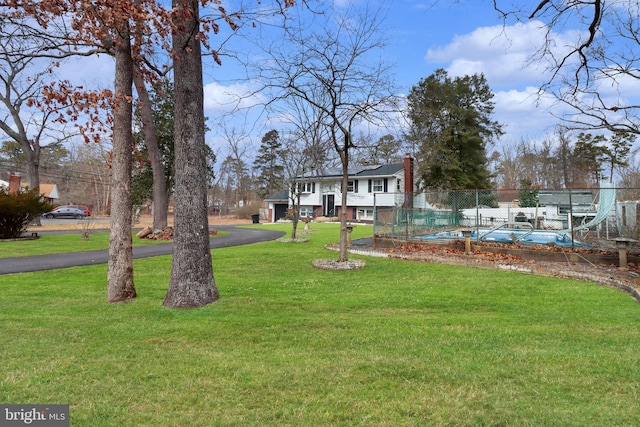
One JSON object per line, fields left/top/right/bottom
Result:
{"left": 264, "top": 190, "right": 289, "bottom": 202}
{"left": 355, "top": 163, "right": 404, "bottom": 177}
{"left": 17, "top": 182, "right": 60, "bottom": 199}
{"left": 299, "top": 163, "right": 404, "bottom": 179}
{"left": 497, "top": 189, "right": 519, "bottom": 203}
{"left": 39, "top": 183, "right": 59, "bottom": 199}
{"left": 538, "top": 190, "right": 594, "bottom": 206}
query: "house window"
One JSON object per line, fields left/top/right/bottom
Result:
{"left": 299, "top": 207, "right": 314, "bottom": 217}
{"left": 357, "top": 209, "right": 374, "bottom": 220}
{"left": 299, "top": 182, "right": 315, "bottom": 194}
{"left": 368, "top": 178, "right": 388, "bottom": 193}
{"left": 344, "top": 180, "right": 358, "bottom": 193}
{"left": 397, "top": 179, "right": 401, "bottom": 191}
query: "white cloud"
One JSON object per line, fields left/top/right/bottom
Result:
{"left": 203, "top": 81, "right": 266, "bottom": 115}
{"left": 493, "top": 87, "right": 562, "bottom": 142}
{"left": 54, "top": 54, "right": 115, "bottom": 89}
{"left": 421, "top": 21, "right": 593, "bottom": 143}
{"left": 426, "top": 21, "right": 582, "bottom": 90}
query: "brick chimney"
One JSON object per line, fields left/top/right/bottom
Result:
{"left": 8, "top": 173, "right": 21, "bottom": 194}
{"left": 403, "top": 155, "right": 414, "bottom": 209}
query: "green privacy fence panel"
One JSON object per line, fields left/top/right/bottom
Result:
{"left": 374, "top": 206, "right": 460, "bottom": 238}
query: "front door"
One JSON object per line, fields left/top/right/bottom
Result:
{"left": 323, "top": 194, "right": 335, "bottom": 217}
{"left": 274, "top": 204, "right": 287, "bottom": 221}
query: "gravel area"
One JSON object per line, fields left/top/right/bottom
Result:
{"left": 276, "top": 237, "right": 310, "bottom": 243}
{"left": 312, "top": 258, "right": 366, "bottom": 270}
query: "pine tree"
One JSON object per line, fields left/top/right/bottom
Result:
{"left": 405, "top": 69, "right": 503, "bottom": 190}
{"left": 253, "top": 129, "right": 285, "bottom": 199}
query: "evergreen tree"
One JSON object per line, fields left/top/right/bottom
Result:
{"left": 253, "top": 129, "right": 285, "bottom": 199}
{"left": 518, "top": 178, "right": 539, "bottom": 208}
{"left": 405, "top": 69, "right": 502, "bottom": 190}
{"left": 132, "top": 80, "right": 215, "bottom": 210}
{"left": 0, "top": 187, "right": 52, "bottom": 239}
{"left": 574, "top": 132, "right": 608, "bottom": 185}
{"left": 604, "top": 131, "right": 635, "bottom": 183}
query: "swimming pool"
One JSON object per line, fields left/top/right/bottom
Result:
{"left": 417, "top": 227, "right": 590, "bottom": 247}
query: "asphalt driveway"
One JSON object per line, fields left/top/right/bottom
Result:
{"left": 0, "top": 225, "right": 285, "bottom": 275}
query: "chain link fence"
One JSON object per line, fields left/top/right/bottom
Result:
{"left": 374, "top": 185, "right": 640, "bottom": 250}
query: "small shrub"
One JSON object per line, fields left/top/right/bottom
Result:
{"left": 79, "top": 217, "right": 97, "bottom": 239}
{"left": 0, "top": 187, "right": 53, "bottom": 239}
{"left": 234, "top": 202, "right": 262, "bottom": 219}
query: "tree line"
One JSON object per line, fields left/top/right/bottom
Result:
{"left": 3, "top": 75, "right": 640, "bottom": 222}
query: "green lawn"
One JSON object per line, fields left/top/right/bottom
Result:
{"left": 1, "top": 223, "right": 639, "bottom": 426}
{"left": 0, "top": 231, "right": 227, "bottom": 258}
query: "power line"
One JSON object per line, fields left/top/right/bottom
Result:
{"left": 0, "top": 160, "right": 111, "bottom": 186}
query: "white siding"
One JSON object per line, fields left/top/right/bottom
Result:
{"left": 298, "top": 189, "right": 322, "bottom": 206}
{"left": 371, "top": 193, "right": 397, "bottom": 207}
{"left": 288, "top": 169, "right": 415, "bottom": 211}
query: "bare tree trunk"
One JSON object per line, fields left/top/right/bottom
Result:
{"left": 95, "top": 172, "right": 110, "bottom": 216}
{"left": 24, "top": 145, "right": 42, "bottom": 225}
{"left": 164, "top": 0, "right": 218, "bottom": 308}
{"left": 107, "top": 26, "right": 136, "bottom": 303}
{"left": 23, "top": 143, "right": 40, "bottom": 189}
{"left": 338, "top": 142, "right": 349, "bottom": 262}
{"left": 133, "top": 72, "right": 168, "bottom": 231}
{"left": 291, "top": 191, "right": 300, "bottom": 239}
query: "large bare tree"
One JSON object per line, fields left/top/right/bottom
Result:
{"left": 133, "top": 72, "right": 169, "bottom": 232}
{"left": 108, "top": 20, "right": 137, "bottom": 302}
{"left": 0, "top": 16, "right": 88, "bottom": 211}
{"left": 221, "top": 125, "right": 255, "bottom": 208}
{"left": 495, "top": 0, "right": 640, "bottom": 134}
{"left": 258, "top": 3, "right": 398, "bottom": 263}
{"left": 164, "top": 0, "right": 297, "bottom": 306}
{"left": 7, "top": 0, "right": 295, "bottom": 304}
{"left": 2, "top": 1, "right": 157, "bottom": 302}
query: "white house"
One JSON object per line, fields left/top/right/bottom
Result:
{"left": 272, "top": 155, "right": 418, "bottom": 223}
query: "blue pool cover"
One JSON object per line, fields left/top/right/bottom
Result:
{"left": 417, "top": 228, "right": 590, "bottom": 248}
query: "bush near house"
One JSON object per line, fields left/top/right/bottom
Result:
{"left": 0, "top": 187, "right": 52, "bottom": 239}
{"left": 234, "top": 202, "right": 262, "bottom": 219}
